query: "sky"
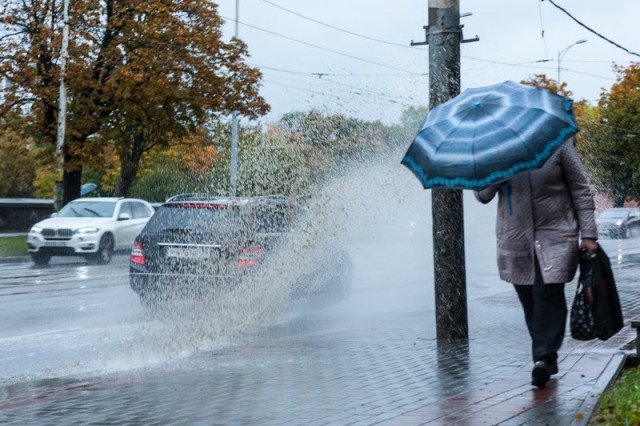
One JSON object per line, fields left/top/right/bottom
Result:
{"left": 215, "top": 0, "right": 640, "bottom": 126}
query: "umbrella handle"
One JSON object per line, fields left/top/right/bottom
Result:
{"left": 500, "top": 183, "right": 513, "bottom": 215}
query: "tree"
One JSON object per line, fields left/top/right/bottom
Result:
{"left": 0, "top": 0, "right": 269, "bottom": 204}
{"left": 0, "top": 123, "right": 35, "bottom": 197}
{"left": 237, "top": 134, "right": 311, "bottom": 197}
{"left": 520, "top": 73, "right": 591, "bottom": 155}
{"left": 276, "top": 109, "right": 391, "bottom": 170}
{"left": 580, "top": 63, "right": 640, "bottom": 206}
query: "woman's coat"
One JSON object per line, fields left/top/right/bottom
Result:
{"left": 475, "top": 139, "right": 598, "bottom": 285}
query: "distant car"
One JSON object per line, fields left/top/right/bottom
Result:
{"left": 596, "top": 207, "right": 640, "bottom": 239}
{"left": 27, "top": 197, "right": 155, "bottom": 265}
{"left": 129, "top": 194, "right": 352, "bottom": 307}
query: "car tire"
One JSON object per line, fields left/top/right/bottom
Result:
{"left": 31, "top": 252, "right": 51, "bottom": 265}
{"left": 90, "top": 233, "right": 114, "bottom": 265}
{"left": 130, "top": 275, "right": 167, "bottom": 311}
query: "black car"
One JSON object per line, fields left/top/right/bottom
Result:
{"left": 129, "top": 194, "right": 351, "bottom": 306}
{"left": 596, "top": 207, "right": 640, "bottom": 239}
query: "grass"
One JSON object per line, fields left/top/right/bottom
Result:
{"left": 591, "top": 364, "right": 640, "bottom": 424}
{"left": 0, "top": 235, "right": 28, "bottom": 257}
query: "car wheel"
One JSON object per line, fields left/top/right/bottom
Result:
{"left": 31, "top": 252, "right": 51, "bottom": 265}
{"left": 91, "top": 233, "right": 114, "bottom": 265}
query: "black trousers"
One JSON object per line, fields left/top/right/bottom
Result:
{"left": 513, "top": 262, "right": 567, "bottom": 364}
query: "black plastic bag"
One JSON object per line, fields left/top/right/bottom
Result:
{"left": 570, "top": 245, "right": 624, "bottom": 341}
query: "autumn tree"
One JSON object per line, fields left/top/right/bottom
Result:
{"left": 0, "top": 0, "right": 269, "bottom": 204}
{"left": 580, "top": 63, "right": 640, "bottom": 206}
{"left": 521, "top": 73, "right": 598, "bottom": 172}
{"left": 0, "top": 120, "right": 35, "bottom": 197}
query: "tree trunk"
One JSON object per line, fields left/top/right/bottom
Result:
{"left": 613, "top": 194, "right": 625, "bottom": 207}
{"left": 114, "top": 135, "right": 146, "bottom": 197}
{"left": 62, "top": 167, "right": 82, "bottom": 205}
{"left": 114, "top": 160, "right": 138, "bottom": 197}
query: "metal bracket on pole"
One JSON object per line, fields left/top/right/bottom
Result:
{"left": 411, "top": 25, "right": 479, "bottom": 46}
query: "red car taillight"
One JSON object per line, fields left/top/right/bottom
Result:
{"left": 235, "top": 245, "right": 264, "bottom": 267}
{"left": 130, "top": 240, "right": 145, "bottom": 266}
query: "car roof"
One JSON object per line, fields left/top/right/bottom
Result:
{"left": 162, "top": 194, "right": 288, "bottom": 207}
{"left": 71, "top": 197, "right": 149, "bottom": 203}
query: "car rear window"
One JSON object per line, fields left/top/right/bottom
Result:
{"left": 143, "top": 204, "right": 249, "bottom": 233}
{"left": 599, "top": 209, "right": 630, "bottom": 219}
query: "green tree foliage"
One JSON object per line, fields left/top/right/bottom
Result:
{"left": 237, "top": 134, "right": 311, "bottom": 197}
{"left": 384, "top": 105, "right": 429, "bottom": 155}
{"left": 129, "top": 153, "right": 192, "bottom": 203}
{"left": 0, "top": 0, "right": 269, "bottom": 202}
{"left": 580, "top": 63, "right": 640, "bottom": 206}
{"left": 277, "top": 110, "right": 389, "bottom": 165}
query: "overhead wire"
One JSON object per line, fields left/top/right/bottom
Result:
{"left": 228, "top": 2, "right": 629, "bottom": 119}
{"left": 220, "top": 15, "right": 420, "bottom": 75}
{"left": 536, "top": 0, "right": 550, "bottom": 60}
{"left": 261, "top": 71, "right": 421, "bottom": 108}
{"left": 230, "top": 4, "right": 614, "bottom": 98}
{"left": 544, "top": 0, "right": 640, "bottom": 58}
{"left": 252, "top": 63, "right": 423, "bottom": 101}
{"left": 261, "top": 0, "right": 423, "bottom": 50}
{"left": 264, "top": 78, "right": 417, "bottom": 109}
{"left": 252, "top": 63, "right": 420, "bottom": 78}
{"left": 260, "top": 78, "right": 419, "bottom": 119}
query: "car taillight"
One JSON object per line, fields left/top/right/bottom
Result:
{"left": 235, "top": 246, "right": 264, "bottom": 267}
{"left": 130, "top": 241, "right": 145, "bottom": 265}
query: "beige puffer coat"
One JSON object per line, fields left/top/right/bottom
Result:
{"left": 475, "top": 139, "right": 597, "bottom": 285}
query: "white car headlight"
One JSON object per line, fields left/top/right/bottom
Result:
{"left": 615, "top": 220, "right": 623, "bottom": 226}
{"left": 76, "top": 227, "right": 100, "bottom": 234}
{"left": 30, "top": 226, "right": 43, "bottom": 234}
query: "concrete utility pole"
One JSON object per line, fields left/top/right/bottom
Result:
{"left": 53, "top": 0, "right": 70, "bottom": 211}
{"left": 230, "top": 0, "right": 240, "bottom": 197}
{"left": 412, "top": 0, "right": 477, "bottom": 341}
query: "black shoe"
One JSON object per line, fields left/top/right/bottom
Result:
{"left": 548, "top": 360, "right": 558, "bottom": 375}
{"left": 532, "top": 361, "right": 551, "bottom": 388}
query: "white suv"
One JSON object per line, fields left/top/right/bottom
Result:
{"left": 28, "top": 197, "right": 155, "bottom": 265}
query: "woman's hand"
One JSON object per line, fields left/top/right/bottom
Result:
{"left": 581, "top": 238, "right": 598, "bottom": 254}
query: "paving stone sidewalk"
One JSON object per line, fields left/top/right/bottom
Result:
{"left": 377, "top": 258, "right": 640, "bottom": 426}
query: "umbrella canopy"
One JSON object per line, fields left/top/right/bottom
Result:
{"left": 401, "top": 80, "right": 578, "bottom": 190}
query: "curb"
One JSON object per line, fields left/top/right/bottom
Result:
{"left": 0, "top": 255, "right": 31, "bottom": 264}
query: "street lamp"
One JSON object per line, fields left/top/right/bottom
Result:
{"left": 557, "top": 39, "right": 587, "bottom": 84}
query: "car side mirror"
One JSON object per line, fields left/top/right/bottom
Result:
{"left": 118, "top": 213, "right": 132, "bottom": 221}
{"left": 50, "top": 213, "right": 57, "bottom": 218}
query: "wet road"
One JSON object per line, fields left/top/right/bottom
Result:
{"left": 0, "top": 254, "right": 143, "bottom": 381}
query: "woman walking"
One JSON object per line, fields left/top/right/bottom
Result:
{"left": 475, "top": 137, "right": 598, "bottom": 388}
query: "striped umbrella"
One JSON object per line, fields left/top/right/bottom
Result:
{"left": 401, "top": 80, "right": 578, "bottom": 190}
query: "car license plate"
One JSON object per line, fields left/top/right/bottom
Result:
{"left": 44, "top": 241, "right": 66, "bottom": 247}
{"left": 166, "top": 246, "right": 211, "bottom": 258}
